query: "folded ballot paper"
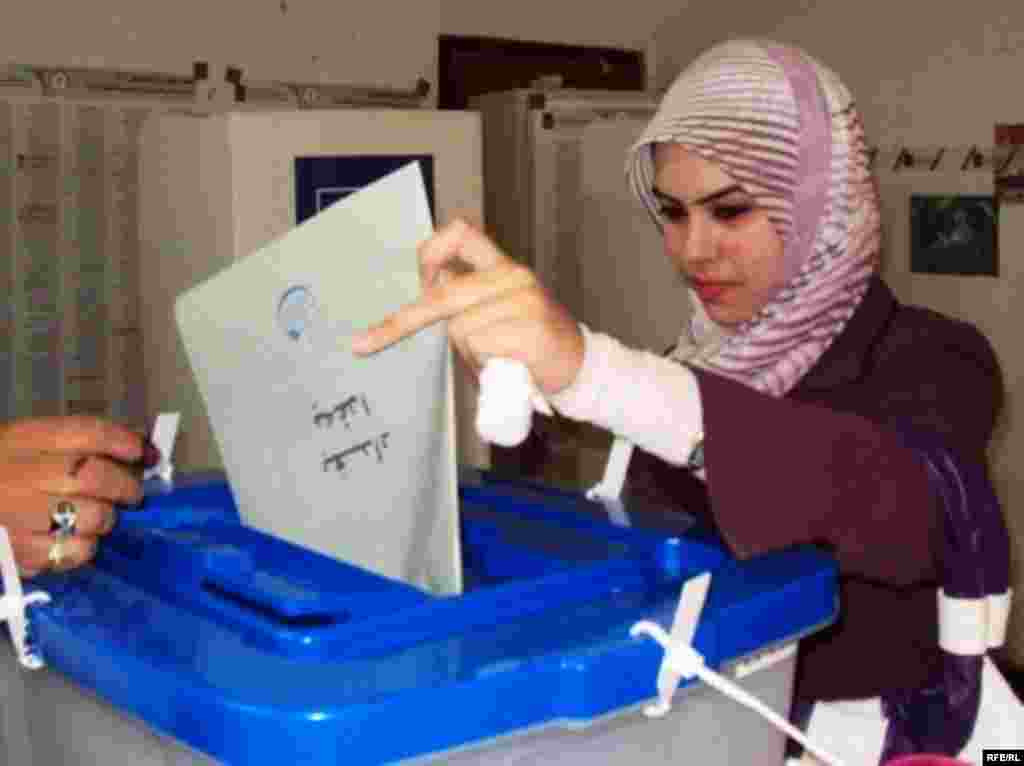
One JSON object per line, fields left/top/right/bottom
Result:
{"left": 175, "top": 162, "right": 462, "bottom": 595}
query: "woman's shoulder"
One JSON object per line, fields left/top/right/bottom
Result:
{"left": 859, "top": 281, "right": 1004, "bottom": 453}
{"left": 866, "top": 287, "right": 1003, "bottom": 413}
{"left": 883, "top": 293, "right": 998, "bottom": 368}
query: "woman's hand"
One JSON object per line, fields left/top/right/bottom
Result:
{"left": 351, "top": 218, "right": 584, "bottom": 396}
{"left": 0, "top": 416, "right": 146, "bottom": 576}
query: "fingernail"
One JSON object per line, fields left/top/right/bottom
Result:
{"left": 350, "top": 334, "right": 371, "bottom": 354}
{"left": 142, "top": 439, "right": 161, "bottom": 468}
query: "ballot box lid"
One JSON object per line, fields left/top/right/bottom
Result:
{"left": 21, "top": 470, "right": 837, "bottom": 765}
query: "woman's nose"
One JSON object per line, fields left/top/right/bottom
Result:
{"left": 664, "top": 216, "right": 714, "bottom": 269}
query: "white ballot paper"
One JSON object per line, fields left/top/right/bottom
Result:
{"left": 175, "top": 162, "right": 462, "bottom": 595}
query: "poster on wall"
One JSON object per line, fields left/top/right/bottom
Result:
{"left": 294, "top": 155, "right": 435, "bottom": 225}
{"left": 910, "top": 195, "right": 998, "bottom": 277}
{"left": 995, "top": 123, "right": 1024, "bottom": 205}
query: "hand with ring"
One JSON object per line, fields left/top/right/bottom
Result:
{"left": 0, "top": 416, "right": 150, "bottom": 576}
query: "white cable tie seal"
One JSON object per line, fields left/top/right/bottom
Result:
{"left": 630, "top": 573, "right": 845, "bottom": 766}
{"left": 645, "top": 571, "right": 712, "bottom": 716}
{"left": 475, "top": 359, "right": 551, "bottom": 448}
{"left": 586, "top": 435, "right": 634, "bottom": 503}
{"left": 143, "top": 412, "right": 181, "bottom": 482}
{"left": 599, "top": 495, "right": 632, "bottom": 528}
{"left": 0, "top": 526, "right": 51, "bottom": 669}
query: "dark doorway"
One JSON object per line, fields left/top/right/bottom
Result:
{"left": 438, "top": 34, "right": 646, "bottom": 110}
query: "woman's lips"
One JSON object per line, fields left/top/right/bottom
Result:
{"left": 691, "top": 280, "right": 733, "bottom": 303}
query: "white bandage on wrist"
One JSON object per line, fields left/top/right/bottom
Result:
{"left": 475, "top": 358, "right": 552, "bottom": 447}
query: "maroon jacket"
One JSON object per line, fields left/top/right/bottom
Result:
{"left": 626, "top": 276, "right": 1004, "bottom": 703}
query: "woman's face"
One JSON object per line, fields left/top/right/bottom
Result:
{"left": 652, "top": 143, "right": 787, "bottom": 327}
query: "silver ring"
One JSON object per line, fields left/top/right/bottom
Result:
{"left": 47, "top": 537, "right": 67, "bottom": 569}
{"left": 49, "top": 498, "right": 79, "bottom": 539}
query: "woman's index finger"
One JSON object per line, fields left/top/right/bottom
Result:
{"left": 352, "top": 266, "right": 521, "bottom": 355}
{"left": 351, "top": 293, "right": 451, "bottom": 355}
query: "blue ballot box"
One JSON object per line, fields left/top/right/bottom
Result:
{"left": 1, "top": 470, "right": 836, "bottom": 765}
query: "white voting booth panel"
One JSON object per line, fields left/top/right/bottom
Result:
{"left": 475, "top": 90, "right": 690, "bottom": 482}
{"left": 137, "top": 108, "right": 489, "bottom": 474}
{"left": 475, "top": 88, "right": 688, "bottom": 354}
{"left": 0, "top": 84, "right": 225, "bottom": 425}
{"left": 577, "top": 120, "right": 691, "bottom": 353}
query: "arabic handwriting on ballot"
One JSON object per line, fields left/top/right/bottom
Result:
{"left": 321, "top": 452, "right": 347, "bottom": 474}
{"left": 372, "top": 431, "right": 389, "bottom": 461}
{"left": 313, "top": 394, "right": 372, "bottom": 429}
{"left": 322, "top": 432, "right": 392, "bottom": 476}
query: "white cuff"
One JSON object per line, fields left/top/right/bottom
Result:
{"left": 550, "top": 324, "right": 704, "bottom": 467}
{"left": 938, "top": 590, "right": 988, "bottom": 656}
{"left": 987, "top": 589, "right": 1012, "bottom": 650}
{"left": 937, "top": 588, "right": 1013, "bottom": 656}
{"left": 549, "top": 324, "right": 610, "bottom": 420}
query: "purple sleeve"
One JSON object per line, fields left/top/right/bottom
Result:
{"left": 687, "top": 310, "right": 1003, "bottom": 587}
{"left": 692, "top": 368, "right": 940, "bottom": 585}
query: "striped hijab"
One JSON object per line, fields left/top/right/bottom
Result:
{"left": 627, "top": 39, "right": 881, "bottom": 397}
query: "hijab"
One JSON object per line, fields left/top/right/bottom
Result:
{"left": 627, "top": 39, "right": 881, "bottom": 397}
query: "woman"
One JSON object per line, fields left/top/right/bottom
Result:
{"left": 353, "top": 40, "right": 1013, "bottom": 762}
{"left": 1, "top": 416, "right": 154, "bottom": 576}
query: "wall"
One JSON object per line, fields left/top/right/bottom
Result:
{"left": 0, "top": 1, "right": 440, "bottom": 96}
{"left": 1, "top": 1, "right": 684, "bottom": 101}
{"left": 654, "top": 0, "right": 1024, "bottom": 664}
{"left": 440, "top": 2, "right": 665, "bottom": 49}
{"left": 439, "top": 1, "right": 681, "bottom": 87}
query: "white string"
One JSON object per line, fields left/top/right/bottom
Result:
{"left": 631, "top": 620, "right": 846, "bottom": 766}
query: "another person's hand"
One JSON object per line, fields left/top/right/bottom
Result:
{"left": 0, "top": 416, "right": 149, "bottom": 576}
{"left": 351, "top": 218, "right": 584, "bottom": 396}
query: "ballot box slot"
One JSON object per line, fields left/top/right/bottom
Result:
{"left": 200, "top": 580, "right": 346, "bottom": 628}
{"left": 82, "top": 474, "right": 733, "bottom": 660}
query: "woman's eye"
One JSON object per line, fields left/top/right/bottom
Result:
{"left": 657, "top": 204, "right": 687, "bottom": 223}
{"left": 714, "top": 204, "right": 752, "bottom": 222}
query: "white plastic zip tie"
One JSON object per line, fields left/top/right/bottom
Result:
{"left": 0, "top": 526, "right": 51, "bottom": 669}
{"left": 586, "top": 436, "right": 634, "bottom": 503}
{"left": 143, "top": 412, "right": 181, "bottom": 482}
{"left": 475, "top": 359, "right": 552, "bottom": 447}
{"left": 631, "top": 573, "right": 845, "bottom": 766}
{"left": 642, "top": 571, "right": 712, "bottom": 717}
{"left": 599, "top": 495, "right": 632, "bottom": 528}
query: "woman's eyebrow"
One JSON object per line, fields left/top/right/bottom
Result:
{"left": 652, "top": 183, "right": 746, "bottom": 206}
{"left": 651, "top": 186, "right": 682, "bottom": 205}
{"left": 694, "top": 184, "right": 746, "bottom": 205}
